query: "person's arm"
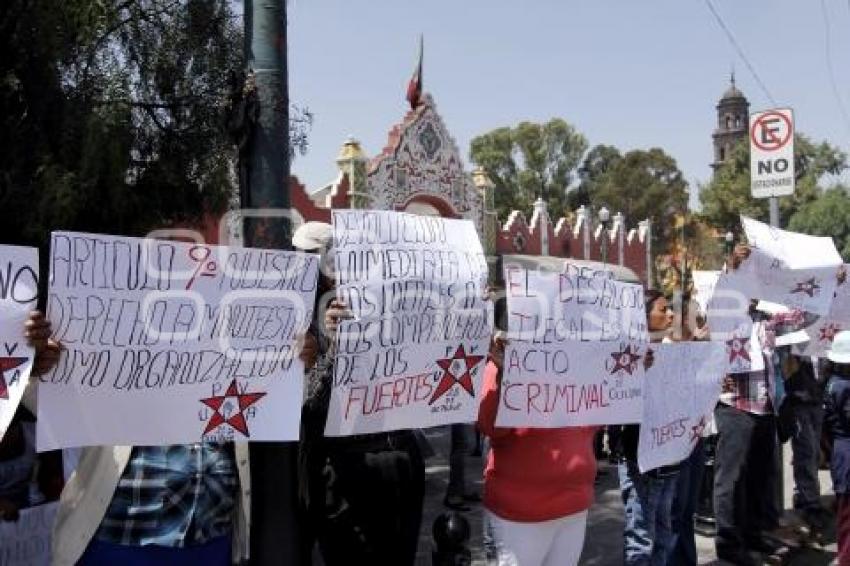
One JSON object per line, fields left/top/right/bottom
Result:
{"left": 21, "top": 311, "right": 61, "bottom": 413}
{"left": 477, "top": 361, "right": 511, "bottom": 440}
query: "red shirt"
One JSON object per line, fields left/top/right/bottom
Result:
{"left": 477, "top": 362, "right": 597, "bottom": 523}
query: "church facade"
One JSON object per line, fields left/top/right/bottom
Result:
{"left": 286, "top": 88, "right": 652, "bottom": 284}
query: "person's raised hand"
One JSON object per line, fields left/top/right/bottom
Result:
{"left": 297, "top": 332, "right": 319, "bottom": 369}
{"left": 324, "top": 298, "right": 351, "bottom": 345}
{"left": 24, "top": 311, "right": 51, "bottom": 352}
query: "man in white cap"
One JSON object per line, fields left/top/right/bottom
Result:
{"left": 292, "top": 221, "right": 426, "bottom": 566}
{"left": 823, "top": 331, "right": 850, "bottom": 565}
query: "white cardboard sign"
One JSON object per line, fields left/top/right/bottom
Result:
{"left": 497, "top": 339, "right": 647, "bottom": 427}
{"left": 325, "top": 211, "right": 492, "bottom": 436}
{"left": 738, "top": 216, "right": 841, "bottom": 315}
{"left": 0, "top": 245, "right": 38, "bottom": 442}
{"left": 705, "top": 272, "right": 765, "bottom": 374}
{"left": 797, "top": 271, "right": 850, "bottom": 357}
{"left": 503, "top": 259, "right": 648, "bottom": 344}
{"left": 637, "top": 342, "right": 727, "bottom": 472}
{"left": 37, "top": 232, "right": 318, "bottom": 450}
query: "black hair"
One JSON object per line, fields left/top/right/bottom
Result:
{"left": 644, "top": 289, "right": 665, "bottom": 316}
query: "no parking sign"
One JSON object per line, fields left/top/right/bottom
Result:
{"left": 749, "top": 108, "right": 795, "bottom": 198}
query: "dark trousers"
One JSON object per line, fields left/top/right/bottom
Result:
{"left": 669, "top": 439, "right": 705, "bottom": 566}
{"left": 838, "top": 494, "right": 850, "bottom": 566}
{"left": 313, "top": 438, "right": 425, "bottom": 566}
{"left": 713, "top": 404, "right": 779, "bottom": 556}
{"left": 447, "top": 423, "right": 472, "bottom": 498}
{"left": 790, "top": 403, "right": 823, "bottom": 511}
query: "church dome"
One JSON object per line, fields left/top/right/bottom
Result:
{"left": 719, "top": 75, "right": 747, "bottom": 103}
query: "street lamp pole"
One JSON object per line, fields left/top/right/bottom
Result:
{"left": 724, "top": 230, "right": 734, "bottom": 262}
{"left": 598, "top": 206, "right": 610, "bottom": 265}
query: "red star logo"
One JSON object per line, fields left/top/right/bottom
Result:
{"left": 820, "top": 323, "right": 841, "bottom": 343}
{"left": 0, "top": 357, "right": 27, "bottom": 400}
{"left": 200, "top": 379, "right": 266, "bottom": 437}
{"left": 726, "top": 337, "right": 751, "bottom": 364}
{"left": 791, "top": 277, "right": 821, "bottom": 297}
{"left": 690, "top": 416, "right": 707, "bottom": 443}
{"left": 609, "top": 345, "right": 642, "bottom": 375}
{"left": 429, "top": 345, "right": 484, "bottom": 405}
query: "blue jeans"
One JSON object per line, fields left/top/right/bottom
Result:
{"left": 619, "top": 461, "right": 679, "bottom": 566}
{"left": 669, "top": 440, "right": 705, "bottom": 566}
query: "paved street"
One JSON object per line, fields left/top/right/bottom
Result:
{"left": 416, "top": 427, "right": 839, "bottom": 565}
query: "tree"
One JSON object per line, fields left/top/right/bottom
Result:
{"left": 699, "top": 135, "right": 847, "bottom": 233}
{"left": 569, "top": 144, "right": 622, "bottom": 209}
{"left": 469, "top": 118, "right": 588, "bottom": 221}
{"left": 1, "top": 0, "right": 311, "bottom": 258}
{"left": 789, "top": 186, "right": 850, "bottom": 260}
{"left": 584, "top": 148, "right": 689, "bottom": 254}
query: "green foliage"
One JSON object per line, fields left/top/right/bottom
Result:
{"left": 581, "top": 146, "right": 689, "bottom": 254}
{"left": 469, "top": 118, "right": 588, "bottom": 221}
{"left": 699, "top": 135, "right": 848, "bottom": 232}
{"left": 789, "top": 186, "right": 850, "bottom": 260}
{"left": 0, "top": 0, "right": 243, "bottom": 251}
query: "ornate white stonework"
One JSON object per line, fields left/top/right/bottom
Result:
{"left": 364, "top": 94, "right": 484, "bottom": 235}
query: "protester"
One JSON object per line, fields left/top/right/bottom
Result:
{"left": 668, "top": 296, "right": 710, "bottom": 566}
{"left": 713, "top": 245, "right": 783, "bottom": 566}
{"left": 782, "top": 352, "right": 828, "bottom": 531}
{"left": 294, "top": 221, "right": 426, "bottom": 566}
{"left": 478, "top": 297, "right": 597, "bottom": 566}
{"left": 42, "top": 286, "right": 259, "bottom": 566}
{"left": 823, "top": 330, "right": 850, "bottom": 566}
{"left": 615, "top": 290, "right": 678, "bottom": 566}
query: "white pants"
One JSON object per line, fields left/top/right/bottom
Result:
{"left": 485, "top": 509, "right": 588, "bottom": 566}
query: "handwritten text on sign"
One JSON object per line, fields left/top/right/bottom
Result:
{"left": 0, "top": 245, "right": 38, "bottom": 442}
{"left": 637, "top": 342, "right": 727, "bottom": 473}
{"left": 504, "top": 260, "right": 648, "bottom": 344}
{"left": 738, "top": 215, "right": 841, "bottom": 315}
{"left": 497, "top": 340, "right": 647, "bottom": 427}
{"left": 37, "top": 232, "right": 318, "bottom": 450}
{"left": 325, "top": 210, "right": 492, "bottom": 436}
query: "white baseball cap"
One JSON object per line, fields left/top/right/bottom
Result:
{"left": 292, "top": 221, "right": 332, "bottom": 253}
{"left": 828, "top": 330, "right": 850, "bottom": 364}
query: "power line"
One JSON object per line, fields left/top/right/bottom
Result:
{"left": 822, "top": 0, "right": 850, "bottom": 137}
{"left": 701, "top": 0, "right": 778, "bottom": 106}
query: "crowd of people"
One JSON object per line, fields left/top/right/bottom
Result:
{"left": 2, "top": 221, "right": 850, "bottom": 566}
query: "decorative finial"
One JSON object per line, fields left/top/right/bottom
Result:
{"left": 406, "top": 34, "right": 424, "bottom": 109}
{"left": 730, "top": 68, "right": 736, "bottom": 88}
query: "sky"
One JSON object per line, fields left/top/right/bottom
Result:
{"left": 287, "top": 0, "right": 850, "bottom": 212}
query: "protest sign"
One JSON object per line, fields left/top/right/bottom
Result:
{"left": 705, "top": 271, "right": 765, "bottom": 374}
{"left": 692, "top": 270, "right": 720, "bottom": 315}
{"left": 797, "top": 271, "right": 850, "bottom": 357}
{"left": 0, "top": 245, "right": 38, "bottom": 442}
{"left": 325, "top": 210, "right": 492, "bottom": 436}
{"left": 738, "top": 216, "right": 841, "bottom": 315}
{"left": 497, "top": 339, "right": 647, "bottom": 427}
{"left": 37, "top": 232, "right": 318, "bottom": 450}
{"left": 0, "top": 502, "right": 57, "bottom": 566}
{"left": 637, "top": 342, "right": 727, "bottom": 472}
{"left": 503, "top": 258, "right": 648, "bottom": 344}
{"left": 494, "top": 257, "right": 649, "bottom": 427}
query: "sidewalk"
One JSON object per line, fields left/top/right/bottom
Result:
{"left": 416, "top": 429, "right": 838, "bottom": 565}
